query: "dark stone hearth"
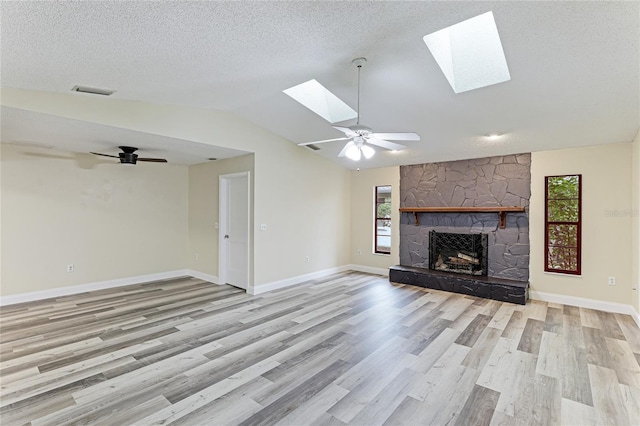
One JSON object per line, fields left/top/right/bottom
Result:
{"left": 389, "top": 265, "right": 529, "bottom": 305}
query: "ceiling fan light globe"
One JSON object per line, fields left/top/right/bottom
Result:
{"left": 361, "top": 145, "right": 375, "bottom": 159}
{"left": 345, "top": 145, "right": 362, "bottom": 161}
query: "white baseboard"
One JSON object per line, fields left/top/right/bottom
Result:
{"left": 248, "top": 264, "right": 388, "bottom": 295}
{"left": 5, "top": 264, "right": 638, "bottom": 342}
{"left": 187, "top": 270, "right": 220, "bottom": 285}
{"left": 530, "top": 290, "right": 640, "bottom": 328}
{"left": 10, "top": 268, "right": 637, "bottom": 329}
{"left": 248, "top": 265, "right": 350, "bottom": 295}
{"left": 0, "top": 270, "right": 191, "bottom": 306}
{"left": 346, "top": 264, "right": 390, "bottom": 276}
{"left": 0, "top": 265, "right": 387, "bottom": 306}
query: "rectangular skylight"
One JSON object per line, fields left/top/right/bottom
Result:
{"left": 283, "top": 79, "right": 357, "bottom": 123}
{"left": 423, "top": 11, "right": 510, "bottom": 94}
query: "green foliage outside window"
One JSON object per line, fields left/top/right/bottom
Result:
{"left": 547, "top": 175, "right": 579, "bottom": 222}
{"left": 377, "top": 202, "right": 391, "bottom": 218}
{"left": 546, "top": 175, "right": 581, "bottom": 274}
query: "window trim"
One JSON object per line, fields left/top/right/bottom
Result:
{"left": 374, "top": 185, "right": 392, "bottom": 255}
{"left": 544, "top": 174, "right": 582, "bottom": 275}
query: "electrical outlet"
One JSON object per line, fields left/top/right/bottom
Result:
{"left": 67, "top": 264, "right": 74, "bottom": 272}
{"left": 194, "top": 253, "right": 199, "bottom": 261}
{"left": 260, "top": 224, "right": 267, "bottom": 231}
{"left": 214, "top": 222, "right": 219, "bottom": 229}
{"left": 357, "top": 249, "right": 362, "bottom": 256}
{"left": 305, "top": 256, "right": 310, "bottom": 262}
{"left": 608, "top": 276, "right": 616, "bottom": 286}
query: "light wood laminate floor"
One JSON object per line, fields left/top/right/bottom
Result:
{"left": 1, "top": 272, "right": 639, "bottom": 425}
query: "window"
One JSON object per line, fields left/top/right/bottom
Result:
{"left": 375, "top": 186, "right": 392, "bottom": 254}
{"left": 545, "top": 174, "right": 581, "bottom": 274}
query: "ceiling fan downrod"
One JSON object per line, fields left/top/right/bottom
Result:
{"left": 352, "top": 57, "right": 367, "bottom": 125}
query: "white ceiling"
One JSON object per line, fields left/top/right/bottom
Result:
{"left": 0, "top": 106, "right": 249, "bottom": 165}
{"left": 1, "top": 1, "right": 638, "bottom": 169}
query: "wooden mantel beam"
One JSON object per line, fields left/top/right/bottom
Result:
{"left": 399, "top": 206, "right": 526, "bottom": 228}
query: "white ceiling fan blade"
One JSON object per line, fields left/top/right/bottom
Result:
{"left": 332, "top": 126, "right": 358, "bottom": 137}
{"left": 337, "top": 141, "right": 355, "bottom": 157}
{"left": 297, "top": 137, "right": 351, "bottom": 146}
{"left": 370, "top": 132, "right": 420, "bottom": 141}
{"left": 367, "top": 137, "right": 407, "bottom": 151}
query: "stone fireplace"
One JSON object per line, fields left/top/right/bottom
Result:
{"left": 390, "top": 154, "right": 531, "bottom": 304}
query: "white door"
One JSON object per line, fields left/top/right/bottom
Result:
{"left": 219, "top": 172, "right": 250, "bottom": 290}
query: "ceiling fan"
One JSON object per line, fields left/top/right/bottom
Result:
{"left": 298, "top": 57, "right": 420, "bottom": 161}
{"left": 90, "top": 146, "right": 167, "bottom": 165}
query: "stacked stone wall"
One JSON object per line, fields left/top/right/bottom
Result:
{"left": 399, "top": 154, "right": 531, "bottom": 282}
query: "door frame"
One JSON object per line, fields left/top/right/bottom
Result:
{"left": 219, "top": 171, "right": 251, "bottom": 290}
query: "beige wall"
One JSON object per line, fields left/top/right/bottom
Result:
{"left": 188, "top": 154, "right": 254, "bottom": 281}
{"left": 252, "top": 147, "right": 352, "bottom": 285}
{"left": 189, "top": 149, "right": 352, "bottom": 288}
{"left": 350, "top": 166, "right": 400, "bottom": 270}
{"left": 1, "top": 145, "right": 189, "bottom": 296}
{"left": 3, "top": 88, "right": 635, "bottom": 309}
{"left": 632, "top": 130, "right": 640, "bottom": 311}
{"left": 1, "top": 89, "right": 352, "bottom": 291}
{"left": 530, "top": 143, "right": 633, "bottom": 305}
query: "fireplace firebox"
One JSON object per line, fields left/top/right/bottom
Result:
{"left": 429, "top": 231, "right": 488, "bottom": 276}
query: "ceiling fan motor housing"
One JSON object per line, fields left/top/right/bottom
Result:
{"left": 350, "top": 125, "right": 373, "bottom": 136}
{"left": 119, "top": 146, "right": 138, "bottom": 164}
{"left": 119, "top": 152, "right": 138, "bottom": 164}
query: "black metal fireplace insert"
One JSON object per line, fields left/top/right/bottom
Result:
{"left": 429, "top": 231, "right": 488, "bottom": 276}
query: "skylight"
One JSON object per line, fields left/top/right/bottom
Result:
{"left": 423, "top": 11, "right": 510, "bottom": 94}
{"left": 283, "top": 79, "right": 357, "bottom": 123}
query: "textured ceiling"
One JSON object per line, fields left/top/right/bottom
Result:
{"left": 1, "top": 1, "right": 638, "bottom": 168}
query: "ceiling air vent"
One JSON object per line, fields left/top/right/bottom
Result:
{"left": 306, "top": 144, "right": 321, "bottom": 151}
{"left": 71, "top": 85, "right": 116, "bottom": 96}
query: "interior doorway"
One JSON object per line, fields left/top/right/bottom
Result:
{"left": 219, "top": 172, "right": 250, "bottom": 290}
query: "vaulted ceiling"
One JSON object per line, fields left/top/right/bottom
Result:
{"left": 1, "top": 1, "right": 638, "bottom": 168}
